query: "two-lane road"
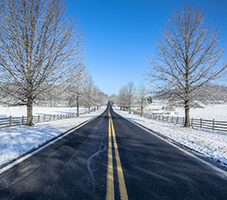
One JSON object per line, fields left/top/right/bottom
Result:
{"left": 0, "top": 105, "right": 227, "bottom": 199}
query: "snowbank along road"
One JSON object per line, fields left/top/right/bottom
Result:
{"left": 0, "top": 104, "right": 227, "bottom": 199}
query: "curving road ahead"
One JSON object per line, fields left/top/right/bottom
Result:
{"left": 0, "top": 104, "right": 227, "bottom": 200}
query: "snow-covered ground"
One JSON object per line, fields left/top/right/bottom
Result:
{"left": 114, "top": 106, "right": 227, "bottom": 168}
{"left": 0, "top": 105, "right": 88, "bottom": 118}
{"left": 0, "top": 106, "right": 106, "bottom": 168}
{"left": 174, "top": 104, "right": 227, "bottom": 120}
{"left": 1, "top": 103, "right": 227, "bottom": 171}
{"left": 142, "top": 100, "right": 227, "bottom": 120}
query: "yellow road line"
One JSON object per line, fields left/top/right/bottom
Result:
{"left": 110, "top": 115, "right": 129, "bottom": 200}
{"left": 106, "top": 111, "right": 114, "bottom": 200}
{"left": 106, "top": 110, "right": 128, "bottom": 200}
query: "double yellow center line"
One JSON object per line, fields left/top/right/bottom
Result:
{"left": 106, "top": 110, "right": 128, "bottom": 200}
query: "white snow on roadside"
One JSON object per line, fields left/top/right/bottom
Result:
{"left": 1, "top": 103, "right": 227, "bottom": 170}
{"left": 114, "top": 106, "right": 227, "bottom": 167}
{"left": 0, "top": 107, "right": 105, "bottom": 167}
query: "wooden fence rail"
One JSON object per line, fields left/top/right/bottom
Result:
{"left": 0, "top": 110, "right": 90, "bottom": 129}
{"left": 133, "top": 111, "right": 227, "bottom": 133}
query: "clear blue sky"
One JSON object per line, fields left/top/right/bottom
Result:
{"left": 66, "top": 0, "right": 227, "bottom": 96}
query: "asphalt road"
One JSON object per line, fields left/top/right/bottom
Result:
{"left": 0, "top": 105, "right": 227, "bottom": 200}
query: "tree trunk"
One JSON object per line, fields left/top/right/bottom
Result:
{"left": 88, "top": 107, "right": 90, "bottom": 114}
{"left": 26, "top": 98, "right": 33, "bottom": 126}
{"left": 141, "top": 107, "right": 143, "bottom": 117}
{"left": 77, "top": 95, "right": 79, "bottom": 117}
{"left": 184, "top": 99, "right": 190, "bottom": 127}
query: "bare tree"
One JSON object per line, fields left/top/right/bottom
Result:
{"left": 75, "top": 70, "right": 89, "bottom": 117}
{"left": 64, "top": 64, "right": 88, "bottom": 116}
{"left": 118, "top": 85, "right": 127, "bottom": 111}
{"left": 92, "top": 86, "right": 107, "bottom": 111}
{"left": 126, "top": 82, "right": 136, "bottom": 114}
{"left": 0, "top": 0, "right": 85, "bottom": 125}
{"left": 118, "top": 82, "right": 135, "bottom": 114}
{"left": 83, "top": 77, "right": 94, "bottom": 114}
{"left": 145, "top": 4, "right": 227, "bottom": 127}
{"left": 137, "top": 83, "right": 148, "bottom": 117}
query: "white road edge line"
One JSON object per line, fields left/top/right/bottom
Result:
{"left": 129, "top": 120, "right": 227, "bottom": 181}
{"left": 0, "top": 116, "right": 98, "bottom": 175}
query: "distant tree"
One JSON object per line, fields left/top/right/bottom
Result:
{"left": 118, "top": 85, "right": 127, "bottom": 111}
{"left": 155, "top": 83, "right": 227, "bottom": 108}
{"left": 95, "top": 89, "right": 108, "bottom": 110}
{"left": 83, "top": 80, "right": 107, "bottom": 113}
{"left": 83, "top": 77, "right": 94, "bottom": 114}
{"left": 137, "top": 83, "right": 148, "bottom": 117}
{"left": 64, "top": 64, "right": 88, "bottom": 116}
{"left": 92, "top": 85, "right": 103, "bottom": 111}
{"left": 109, "top": 94, "right": 118, "bottom": 105}
{"left": 126, "top": 82, "right": 136, "bottom": 114}
{"left": 191, "top": 83, "right": 227, "bottom": 105}
{"left": 145, "top": 4, "right": 227, "bottom": 127}
{"left": 0, "top": 0, "right": 85, "bottom": 125}
{"left": 118, "top": 82, "right": 136, "bottom": 114}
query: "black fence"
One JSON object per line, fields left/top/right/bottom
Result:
{"left": 0, "top": 110, "right": 90, "bottom": 129}
{"left": 133, "top": 111, "right": 227, "bottom": 133}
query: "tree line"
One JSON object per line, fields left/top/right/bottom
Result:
{"left": 116, "top": 3, "right": 227, "bottom": 128}
{"left": 111, "top": 82, "right": 152, "bottom": 117}
{"left": 0, "top": 0, "right": 107, "bottom": 126}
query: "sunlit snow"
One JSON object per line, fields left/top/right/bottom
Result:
{"left": 114, "top": 106, "right": 227, "bottom": 168}
{"left": 0, "top": 106, "right": 105, "bottom": 167}
{"left": 0, "top": 104, "right": 227, "bottom": 170}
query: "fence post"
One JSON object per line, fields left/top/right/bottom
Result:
{"left": 212, "top": 119, "right": 215, "bottom": 131}
{"left": 191, "top": 118, "right": 193, "bottom": 127}
{"left": 9, "top": 116, "right": 12, "bottom": 127}
{"left": 200, "top": 118, "right": 202, "bottom": 128}
{"left": 38, "top": 115, "right": 40, "bottom": 123}
{"left": 183, "top": 117, "right": 184, "bottom": 125}
{"left": 22, "top": 116, "right": 24, "bottom": 125}
{"left": 44, "top": 115, "right": 45, "bottom": 122}
{"left": 176, "top": 117, "right": 179, "bottom": 124}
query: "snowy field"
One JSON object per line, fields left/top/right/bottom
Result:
{"left": 174, "top": 104, "right": 227, "bottom": 120}
{"left": 0, "top": 105, "right": 88, "bottom": 118}
{"left": 114, "top": 106, "right": 227, "bottom": 168}
{"left": 0, "top": 106, "right": 106, "bottom": 168}
{"left": 143, "top": 100, "right": 227, "bottom": 120}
